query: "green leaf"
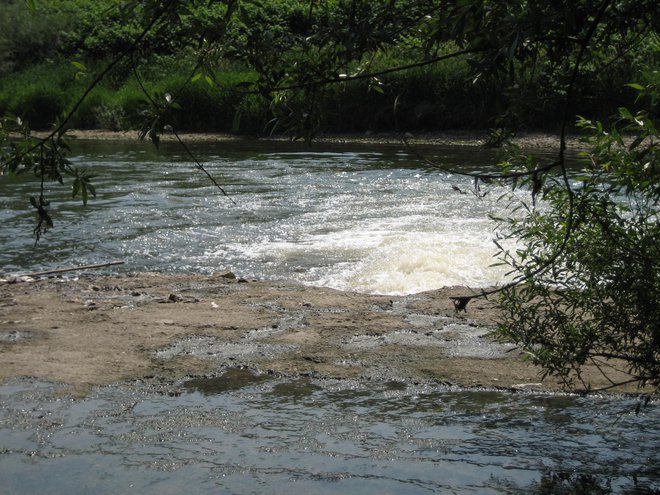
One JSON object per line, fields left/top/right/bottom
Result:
{"left": 232, "top": 110, "right": 242, "bottom": 132}
{"left": 618, "top": 107, "right": 634, "bottom": 120}
{"left": 70, "top": 61, "right": 87, "bottom": 71}
{"left": 72, "top": 178, "right": 81, "bottom": 198}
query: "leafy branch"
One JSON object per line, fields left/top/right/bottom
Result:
{"left": 396, "top": 0, "right": 620, "bottom": 308}
{"left": 1, "top": 0, "right": 180, "bottom": 240}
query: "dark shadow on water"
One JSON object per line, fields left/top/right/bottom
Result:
{"left": 270, "top": 378, "right": 323, "bottom": 402}
{"left": 494, "top": 470, "right": 660, "bottom": 495}
{"left": 183, "top": 367, "right": 272, "bottom": 394}
{"left": 384, "top": 379, "right": 407, "bottom": 391}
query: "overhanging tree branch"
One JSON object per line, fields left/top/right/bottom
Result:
{"left": 4, "top": 0, "right": 177, "bottom": 172}
{"left": 409, "top": 0, "right": 620, "bottom": 306}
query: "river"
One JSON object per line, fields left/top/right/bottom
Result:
{"left": 1, "top": 139, "right": 528, "bottom": 293}
{"left": 0, "top": 139, "right": 657, "bottom": 494}
{"left": 0, "top": 374, "right": 658, "bottom": 494}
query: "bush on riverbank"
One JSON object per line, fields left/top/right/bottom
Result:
{"left": 3, "top": 56, "right": 646, "bottom": 135}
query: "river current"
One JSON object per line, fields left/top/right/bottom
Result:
{"left": 1, "top": 139, "right": 523, "bottom": 293}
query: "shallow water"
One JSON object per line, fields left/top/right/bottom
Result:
{"left": 0, "top": 374, "right": 657, "bottom": 494}
{"left": 1, "top": 139, "right": 542, "bottom": 294}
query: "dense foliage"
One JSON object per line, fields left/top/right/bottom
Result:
{"left": 494, "top": 91, "right": 659, "bottom": 392}
{"left": 1, "top": 0, "right": 658, "bottom": 392}
{"left": 0, "top": 0, "right": 654, "bottom": 133}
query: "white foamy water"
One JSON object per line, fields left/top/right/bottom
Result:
{"left": 0, "top": 140, "right": 516, "bottom": 294}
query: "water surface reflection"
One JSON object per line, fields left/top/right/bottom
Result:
{"left": 0, "top": 375, "right": 657, "bottom": 494}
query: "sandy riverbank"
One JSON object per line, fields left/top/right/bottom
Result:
{"left": 0, "top": 272, "right": 641, "bottom": 396}
{"left": 36, "top": 128, "right": 584, "bottom": 150}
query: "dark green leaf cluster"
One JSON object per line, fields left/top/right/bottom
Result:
{"left": 0, "top": 0, "right": 74, "bottom": 75}
{"left": 495, "top": 85, "right": 659, "bottom": 392}
{"left": 1, "top": 116, "right": 94, "bottom": 240}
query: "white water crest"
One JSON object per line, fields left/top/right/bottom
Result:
{"left": 325, "top": 229, "right": 508, "bottom": 294}
{"left": 226, "top": 213, "right": 510, "bottom": 295}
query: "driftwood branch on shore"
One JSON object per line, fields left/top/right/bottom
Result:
{"left": 13, "top": 261, "right": 125, "bottom": 278}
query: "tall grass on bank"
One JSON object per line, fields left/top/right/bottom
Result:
{"left": 0, "top": 59, "right": 264, "bottom": 133}
{"left": 0, "top": 62, "right": 79, "bottom": 129}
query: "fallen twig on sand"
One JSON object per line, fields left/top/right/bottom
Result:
{"left": 11, "top": 261, "right": 125, "bottom": 278}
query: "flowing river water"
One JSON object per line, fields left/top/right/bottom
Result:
{"left": 0, "top": 139, "right": 658, "bottom": 493}
{"left": 0, "top": 374, "right": 657, "bottom": 494}
{"left": 1, "top": 139, "right": 522, "bottom": 292}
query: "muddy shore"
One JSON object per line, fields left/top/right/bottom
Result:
{"left": 0, "top": 272, "right": 641, "bottom": 396}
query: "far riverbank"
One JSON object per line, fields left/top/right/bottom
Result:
{"left": 40, "top": 128, "right": 584, "bottom": 150}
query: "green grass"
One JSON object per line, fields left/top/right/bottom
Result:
{"left": 0, "top": 62, "right": 80, "bottom": 128}
{"left": 0, "top": 0, "right": 653, "bottom": 135}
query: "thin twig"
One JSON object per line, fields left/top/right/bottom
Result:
{"left": 171, "top": 128, "right": 236, "bottom": 204}
{"left": 242, "top": 47, "right": 490, "bottom": 94}
{"left": 401, "top": 135, "right": 561, "bottom": 180}
{"left": 15, "top": 261, "right": 125, "bottom": 278}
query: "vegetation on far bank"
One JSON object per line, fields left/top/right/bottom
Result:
{"left": 0, "top": 0, "right": 656, "bottom": 134}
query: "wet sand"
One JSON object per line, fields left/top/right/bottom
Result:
{"left": 0, "top": 273, "right": 642, "bottom": 396}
